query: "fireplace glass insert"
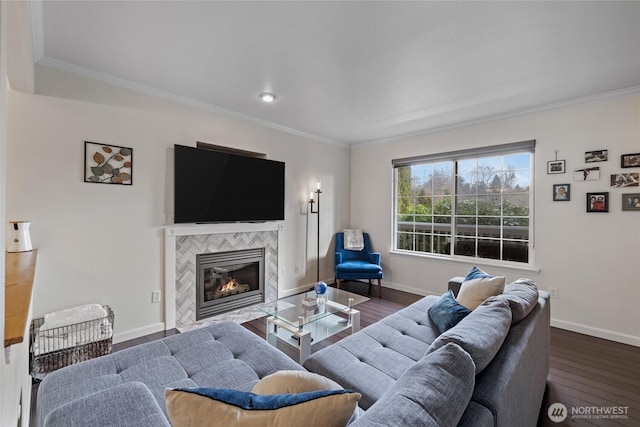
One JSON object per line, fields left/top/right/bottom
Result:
{"left": 196, "top": 248, "right": 265, "bottom": 319}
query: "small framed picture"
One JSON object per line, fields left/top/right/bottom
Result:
{"left": 621, "top": 153, "right": 640, "bottom": 168}
{"left": 553, "top": 184, "right": 570, "bottom": 201}
{"left": 574, "top": 166, "right": 600, "bottom": 181}
{"left": 622, "top": 193, "right": 640, "bottom": 211}
{"left": 586, "top": 192, "right": 608, "bottom": 213}
{"left": 610, "top": 173, "right": 639, "bottom": 188}
{"left": 585, "top": 150, "right": 608, "bottom": 163}
{"left": 85, "top": 141, "right": 133, "bottom": 185}
{"left": 547, "top": 160, "right": 565, "bottom": 174}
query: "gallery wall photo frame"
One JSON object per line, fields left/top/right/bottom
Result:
{"left": 547, "top": 160, "right": 565, "bottom": 174}
{"left": 585, "top": 150, "right": 608, "bottom": 163}
{"left": 552, "top": 184, "right": 570, "bottom": 201}
{"left": 586, "top": 192, "right": 609, "bottom": 213}
{"left": 621, "top": 153, "right": 640, "bottom": 168}
{"left": 622, "top": 193, "right": 640, "bottom": 211}
{"left": 610, "top": 173, "right": 639, "bottom": 188}
{"left": 574, "top": 166, "right": 600, "bottom": 181}
{"left": 84, "top": 141, "right": 133, "bottom": 185}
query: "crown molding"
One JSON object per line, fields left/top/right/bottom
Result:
{"left": 353, "top": 86, "right": 640, "bottom": 148}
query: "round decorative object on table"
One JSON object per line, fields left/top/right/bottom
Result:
{"left": 314, "top": 281, "right": 328, "bottom": 303}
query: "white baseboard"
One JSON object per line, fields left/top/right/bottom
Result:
{"left": 551, "top": 318, "right": 640, "bottom": 347}
{"left": 113, "top": 322, "right": 165, "bottom": 344}
{"left": 380, "top": 280, "right": 438, "bottom": 297}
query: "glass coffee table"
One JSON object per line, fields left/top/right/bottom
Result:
{"left": 256, "top": 287, "right": 368, "bottom": 363}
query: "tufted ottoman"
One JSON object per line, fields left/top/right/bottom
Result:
{"left": 36, "top": 321, "right": 304, "bottom": 427}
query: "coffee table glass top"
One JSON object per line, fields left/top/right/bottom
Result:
{"left": 256, "top": 287, "right": 368, "bottom": 328}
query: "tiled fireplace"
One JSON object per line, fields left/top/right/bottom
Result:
{"left": 164, "top": 222, "right": 281, "bottom": 330}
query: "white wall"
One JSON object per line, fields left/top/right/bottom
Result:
{"left": 351, "top": 93, "right": 640, "bottom": 346}
{"left": 7, "top": 68, "right": 350, "bottom": 342}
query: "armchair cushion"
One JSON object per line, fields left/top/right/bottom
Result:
{"left": 335, "top": 261, "right": 382, "bottom": 275}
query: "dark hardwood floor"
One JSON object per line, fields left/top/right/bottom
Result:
{"left": 33, "top": 281, "right": 639, "bottom": 427}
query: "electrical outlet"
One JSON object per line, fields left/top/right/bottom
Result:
{"left": 281, "top": 267, "right": 285, "bottom": 276}
{"left": 295, "top": 265, "right": 300, "bottom": 274}
{"left": 152, "top": 290, "right": 161, "bottom": 303}
{"left": 549, "top": 287, "right": 558, "bottom": 299}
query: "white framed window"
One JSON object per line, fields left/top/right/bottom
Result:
{"left": 392, "top": 140, "right": 534, "bottom": 264}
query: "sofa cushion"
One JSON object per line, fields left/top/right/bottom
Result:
{"left": 44, "top": 382, "right": 170, "bottom": 427}
{"left": 427, "top": 297, "right": 512, "bottom": 373}
{"left": 302, "top": 295, "right": 440, "bottom": 410}
{"left": 165, "top": 387, "right": 361, "bottom": 427}
{"left": 498, "top": 278, "right": 539, "bottom": 323}
{"left": 428, "top": 290, "right": 472, "bottom": 333}
{"left": 350, "top": 342, "right": 475, "bottom": 427}
{"left": 456, "top": 267, "right": 506, "bottom": 310}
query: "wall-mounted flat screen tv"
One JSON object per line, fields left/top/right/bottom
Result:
{"left": 174, "top": 144, "right": 285, "bottom": 223}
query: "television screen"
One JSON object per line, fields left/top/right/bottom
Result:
{"left": 174, "top": 145, "right": 285, "bottom": 223}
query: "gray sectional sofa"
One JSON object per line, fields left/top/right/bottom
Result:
{"left": 304, "top": 278, "right": 550, "bottom": 426}
{"left": 35, "top": 279, "right": 549, "bottom": 427}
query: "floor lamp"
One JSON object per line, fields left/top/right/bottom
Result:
{"left": 308, "top": 183, "right": 321, "bottom": 283}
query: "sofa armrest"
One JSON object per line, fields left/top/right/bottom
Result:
{"left": 369, "top": 252, "right": 381, "bottom": 265}
{"left": 335, "top": 252, "right": 343, "bottom": 266}
{"left": 44, "top": 382, "right": 170, "bottom": 427}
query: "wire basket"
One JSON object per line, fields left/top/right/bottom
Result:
{"left": 30, "top": 305, "right": 114, "bottom": 380}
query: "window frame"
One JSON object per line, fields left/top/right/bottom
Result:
{"left": 392, "top": 140, "right": 535, "bottom": 267}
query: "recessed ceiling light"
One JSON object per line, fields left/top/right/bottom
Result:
{"left": 259, "top": 92, "right": 277, "bottom": 103}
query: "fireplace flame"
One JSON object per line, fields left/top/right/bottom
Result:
{"left": 220, "top": 278, "right": 239, "bottom": 292}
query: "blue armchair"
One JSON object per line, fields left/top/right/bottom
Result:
{"left": 334, "top": 232, "right": 383, "bottom": 298}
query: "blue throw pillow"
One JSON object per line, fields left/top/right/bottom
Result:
{"left": 428, "top": 290, "right": 472, "bottom": 334}
{"left": 463, "top": 266, "right": 493, "bottom": 281}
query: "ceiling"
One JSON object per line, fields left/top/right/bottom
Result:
{"left": 33, "top": 1, "right": 640, "bottom": 146}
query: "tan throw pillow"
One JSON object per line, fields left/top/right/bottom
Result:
{"left": 456, "top": 269, "right": 505, "bottom": 310}
{"left": 252, "top": 370, "right": 343, "bottom": 394}
{"left": 165, "top": 387, "right": 361, "bottom": 427}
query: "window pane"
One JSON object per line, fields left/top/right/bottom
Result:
{"left": 432, "top": 196, "right": 452, "bottom": 215}
{"left": 477, "top": 238, "right": 501, "bottom": 261}
{"left": 456, "top": 196, "right": 477, "bottom": 215}
{"left": 504, "top": 194, "right": 529, "bottom": 215}
{"left": 477, "top": 195, "right": 501, "bottom": 216}
{"left": 432, "top": 162, "right": 453, "bottom": 195}
{"left": 503, "top": 240, "right": 529, "bottom": 263}
{"left": 397, "top": 233, "right": 414, "bottom": 251}
{"left": 503, "top": 153, "right": 530, "bottom": 170}
{"left": 454, "top": 238, "right": 476, "bottom": 257}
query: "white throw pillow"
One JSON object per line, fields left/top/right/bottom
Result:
{"left": 456, "top": 275, "right": 505, "bottom": 310}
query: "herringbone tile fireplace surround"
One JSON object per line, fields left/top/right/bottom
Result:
{"left": 164, "top": 223, "right": 282, "bottom": 329}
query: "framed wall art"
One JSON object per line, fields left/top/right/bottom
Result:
{"left": 574, "top": 166, "right": 600, "bottom": 181}
{"left": 610, "top": 173, "right": 639, "bottom": 188}
{"left": 85, "top": 141, "right": 133, "bottom": 185}
{"left": 622, "top": 193, "right": 640, "bottom": 211}
{"left": 621, "top": 153, "right": 640, "bottom": 168}
{"left": 553, "top": 184, "right": 570, "bottom": 201}
{"left": 586, "top": 192, "right": 608, "bottom": 213}
{"left": 585, "top": 150, "right": 608, "bottom": 163}
{"left": 547, "top": 160, "right": 565, "bottom": 174}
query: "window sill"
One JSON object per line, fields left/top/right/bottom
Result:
{"left": 388, "top": 249, "right": 541, "bottom": 274}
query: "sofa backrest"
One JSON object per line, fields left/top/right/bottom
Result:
{"left": 426, "top": 296, "right": 512, "bottom": 374}
{"left": 459, "top": 291, "right": 550, "bottom": 427}
{"left": 350, "top": 342, "right": 476, "bottom": 427}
